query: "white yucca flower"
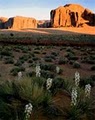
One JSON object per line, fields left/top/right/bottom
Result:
{"left": 46, "top": 78, "right": 53, "bottom": 90}
{"left": 56, "top": 66, "right": 60, "bottom": 74}
{"left": 18, "top": 71, "right": 22, "bottom": 80}
{"left": 75, "top": 71, "right": 80, "bottom": 87}
{"left": 25, "top": 103, "right": 33, "bottom": 120}
{"left": 36, "top": 63, "right": 41, "bottom": 77}
{"left": 85, "top": 84, "right": 91, "bottom": 98}
{"left": 71, "top": 87, "right": 77, "bottom": 106}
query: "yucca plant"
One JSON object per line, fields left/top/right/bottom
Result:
{"left": 0, "top": 76, "right": 52, "bottom": 120}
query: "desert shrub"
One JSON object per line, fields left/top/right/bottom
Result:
{"left": 34, "top": 51, "right": 40, "bottom": 54}
{"left": 82, "top": 56, "right": 95, "bottom": 64}
{"left": 26, "top": 71, "right": 35, "bottom": 77}
{"left": 4, "top": 57, "right": 14, "bottom": 64}
{"left": 0, "top": 49, "right": 12, "bottom": 56}
{"left": 63, "top": 88, "right": 95, "bottom": 120}
{"left": 51, "top": 52, "right": 58, "bottom": 56}
{"left": 21, "top": 46, "right": 31, "bottom": 53}
{"left": 63, "top": 105, "right": 82, "bottom": 120}
{"left": 10, "top": 67, "right": 25, "bottom": 76}
{"left": 69, "top": 60, "right": 74, "bottom": 65}
{"left": 79, "top": 77, "right": 95, "bottom": 88}
{"left": 32, "top": 57, "right": 39, "bottom": 61}
{"left": 58, "top": 58, "right": 68, "bottom": 64}
{"left": 91, "top": 65, "right": 95, "bottom": 71}
{"left": 65, "top": 52, "right": 74, "bottom": 58}
{"left": 0, "top": 77, "right": 52, "bottom": 120}
{"left": 90, "top": 75, "right": 95, "bottom": 82}
{"left": 15, "top": 77, "right": 51, "bottom": 106}
{"left": 66, "top": 47, "right": 74, "bottom": 54}
{"left": 51, "top": 77, "right": 64, "bottom": 94}
{"left": 44, "top": 104, "right": 62, "bottom": 117}
{"left": 41, "top": 70, "right": 55, "bottom": 79}
{"left": 34, "top": 46, "right": 41, "bottom": 50}
{"left": 60, "top": 47, "right": 66, "bottom": 51}
{"left": 65, "top": 52, "right": 78, "bottom": 61}
{"left": 10, "top": 33, "right": 14, "bottom": 36}
{"left": 87, "top": 60, "right": 95, "bottom": 64}
{"left": 42, "top": 52, "right": 46, "bottom": 54}
{"left": 44, "top": 57, "right": 53, "bottom": 62}
{"left": 28, "top": 59, "right": 33, "bottom": 63}
{"left": 73, "top": 61, "right": 81, "bottom": 68}
{"left": 19, "top": 54, "right": 31, "bottom": 61}
{"left": 41, "top": 63, "right": 56, "bottom": 72}
{"left": 69, "top": 56, "right": 79, "bottom": 61}
{"left": 14, "top": 60, "right": 24, "bottom": 66}
{"left": 45, "top": 55, "right": 55, "bottom": 60}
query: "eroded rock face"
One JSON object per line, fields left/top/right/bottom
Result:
{"left": 0, "top": 17, "right": 8, "bottom": 29}
{"left": 50, "top": 4, "right": 95, "bottom": 27}
{"left": 5, "top": 16, "right": 37, "bottom": 29}
{"left": 0, "top": 16, "right": 37, "bottom": 29}
{"left": 37, "top": 20, "right": 50, "bottom": 28}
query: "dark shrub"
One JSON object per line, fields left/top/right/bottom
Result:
{"left": 51, "top": 77, "right": 64, "bottom": 94}
{"left": 10, "top": 67, "right": 25, "bottom": 76}
{"left": 91, "top": 66, "right": 95, "bottom": 71}
{"left": 4, "top": 58, "right": 14, "bottom": 64}
{"left": 58, "top": 58, "right": 68, "bottom": 64}
{"left": 73, "top": 61, "right": 81, "bottom": 68}
{"left": 41, "top": 63, "right": 56, "bottom": 72}
{"left": 41, "top": 70, "right": 55, "bottom": 79}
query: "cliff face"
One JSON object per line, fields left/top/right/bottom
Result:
{"left": 37, "top": 20, "right": 50, "bottom": 28}
{"left": 50, "top": 4, "right": 95, "bottom": 27}
{"left": 0, "top": 17, "right": 8, "bottom": 29}
{"left": 0, "top": 16, "right": 37, "bottom": 29}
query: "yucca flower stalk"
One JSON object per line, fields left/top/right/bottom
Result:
{"left": 18, "top": 71, "right": 22, "bottom": 80}
{"left": 56, "top": 66, "right": 60, "bottom": 74}
{"left": 85, "top": 84, "right": 91, "bottom": 98}
{"left": 71, "top": 87, "right": 78, "bottom": 106}
{"left": 46, "top": 78, "right": 53, "bottom": 90}
{"left": 24, "top": 103, "right": 33, "bottom": 120}
{"left": 36, "top": 63, "right": 41, "bottom": 77}
{"left": 75, "top": 71, "right": 80, "bottom": 87}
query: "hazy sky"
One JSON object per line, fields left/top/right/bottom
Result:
{"left": 0, "top": 0, "right": 95, "bottom": 20}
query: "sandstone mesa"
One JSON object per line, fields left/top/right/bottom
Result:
{"left": 0, "top": 4, "right": 95, "bottom": 29}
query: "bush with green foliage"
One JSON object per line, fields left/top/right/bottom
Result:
{"left": 91, "top": 65, "right": 95, "bottom": 71}
{"left": 73, "top": 61, "right": 81, "bottom": 68}
{"left": 10, "top": 67, "right": 25, "bottom": 76}
{"left": 0, "top": 77, "right": 52, "bottom": 120}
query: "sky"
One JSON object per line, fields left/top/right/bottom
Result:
{"left": 0, "top": 0, "right": 95, "bottom": 20}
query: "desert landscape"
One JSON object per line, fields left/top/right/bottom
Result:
{"left": 0, "top": 3, "right": 95, "bottom": 120}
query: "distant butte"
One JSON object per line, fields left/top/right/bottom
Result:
{"left": 50, "top": 4, "right": 95, "bottom": 27}
{"left": 0, "top": 4, "right": 95, "bottom": 29}
{"left": 0, "top": 16, "right": 37, "bottom": 29}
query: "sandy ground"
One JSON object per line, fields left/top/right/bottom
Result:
{"left": 57, "top": 25, "right": 95, "bottom": 35}
{"left": 0, "top": 26, "right": 95, "bottom": 35}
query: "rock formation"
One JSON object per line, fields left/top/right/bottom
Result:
{"left": 50, "top": 4, "right": 95, "bottom": 27}
{"left": 37, "top": 20, "right": 50, "bottom": 28}
{"left": 0, "top": 16, "right": 37, "bottom": 29}
{"left": 0, "top": 17, "right": 8, "bottom": 29}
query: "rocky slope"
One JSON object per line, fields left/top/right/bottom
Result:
{"left": 50, "top": 4, "right": 95, "bottom": 27}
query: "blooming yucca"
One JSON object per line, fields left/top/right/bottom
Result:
{"left": 46, "top": 78, "right": 53, "bottom": 90}
{"left": 56, "top": 66, "right": 60, "bottom": 74}
{"left": 36, "top": 63, "right": 41, "bottom": 77}
{"left": 24, "top": 103, "right": 33, "bottom": 120}
{"left": 71, "top": 87, "right": 77, "bottom": 106}
{"left": 85, "top": 84, "right": 91, "bottom": 98}
{"left": 18, "top": 71, "right": 22, "bottom": 80}
{"left": 75, "top": 71, "right": 80, "bottom": 87}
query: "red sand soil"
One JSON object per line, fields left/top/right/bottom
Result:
{"left": 0, "top": 25, "right": 95, "bottom": 35}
